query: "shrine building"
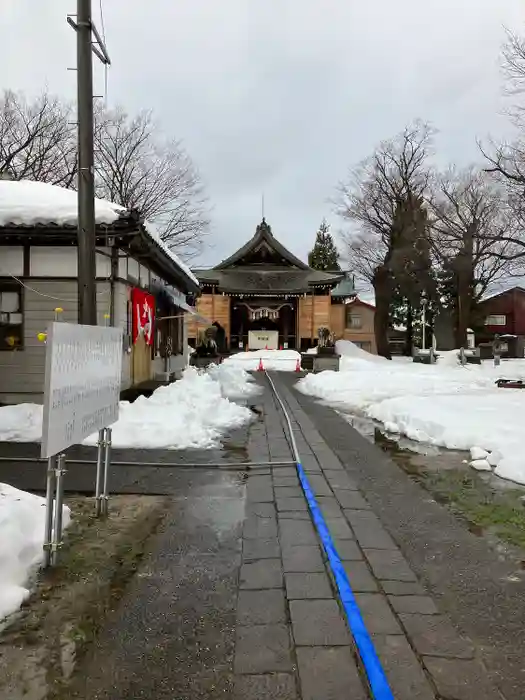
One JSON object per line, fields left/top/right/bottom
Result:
{"left": 188, "top": 219, "right": 377, "bottom": 353}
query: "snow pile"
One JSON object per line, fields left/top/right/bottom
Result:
{"left": 207, "top": 363, "right": 261, "bottom": 400}
{"left": 336, "top": 339, "right": 386, "bottom": 366}
{"left": 0, "top": 403, "right": 42, "bottom": 442}
{"left": 224, "top": 349, "right": 301, "bottom": 371}
{"left": 0, "top": 483, "right": 71, "bottom": 622}
{"left": 297, "top": 343, "right": 525, "bottom": 485}
{"left": 0, "top": 365, "right": 255, "bottom": 450}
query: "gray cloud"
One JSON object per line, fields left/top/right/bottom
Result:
{"left": 1, "top": 0, "right": 523, "bottom": 265}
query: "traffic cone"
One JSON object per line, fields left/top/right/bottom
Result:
{"left": 257, "top": 357, "right": 264, "bottom": 372}
{"left": 295, "top": 358, "right": 301, "bottom": 372}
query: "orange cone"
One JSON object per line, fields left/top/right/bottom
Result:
{"left": 257, "top": 357, "right": 264, "bottom": 372}
{"left": 295, "top": 358, "right": 301, "bottom": 372}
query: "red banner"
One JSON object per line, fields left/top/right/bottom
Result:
{"left": 132, "top": 288, "right": 155, "bottom": 346}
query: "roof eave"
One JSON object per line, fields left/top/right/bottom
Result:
{"left": 135, "top": 227, "right": 200, "bottom": 295}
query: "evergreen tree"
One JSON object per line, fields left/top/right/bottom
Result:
{"left": 308, "top": 220, "right": 341, "bottom": 270}
{"left": 387, "top": 196, "right": 436, "bottom": 354}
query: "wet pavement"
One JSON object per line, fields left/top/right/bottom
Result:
{"left": 2, "top": 373, "right": 521, "bottom": 699}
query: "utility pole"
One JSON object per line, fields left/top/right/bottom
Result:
{"left": 77, "top": 0, "right": 96, "bottom": 325}
{"left": 68, "top": 2, "right": 110, "bottom": 325}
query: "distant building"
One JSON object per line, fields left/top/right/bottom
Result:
{"left": 188, "top": 219, "right": 377, "bottom": 352}
{"left": 475, "top": 286, "right": 525, "bottom": 356}
{"left": 0, "top": 180, "right": 202, "bottom": 404}
{"left": 476, "top": 287, "right": 525, "bottom": 336}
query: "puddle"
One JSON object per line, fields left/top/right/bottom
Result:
{"left": 338, "top": 408, "right": 525, "bottom": 567}
{"left": 190, "top": 472, "right": 246, "bottom": 543}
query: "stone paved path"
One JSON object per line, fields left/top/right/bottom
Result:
{"left": 234, "top": 372, "right": 504, "bottom": 700}
{"left": 41, "top": 372, "right": 509, "bottom": 699}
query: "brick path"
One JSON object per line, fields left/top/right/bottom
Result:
{"left": 235, "top": 373, "right": 503, "bottom": 700}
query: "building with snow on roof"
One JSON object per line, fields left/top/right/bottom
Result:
{"left": 0, "top": 179, "right": 202, "bottom": 404}
{"left": 188, "top": 219, "right": 376, "bottom": 353}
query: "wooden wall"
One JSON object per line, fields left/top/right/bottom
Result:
{"left": 331, "top": 302, "right": 377, "bottom": 353}
{"left": 298, "top": 294, "right": 331, "bottom": 341}
{"left": 330, "top": 305, "right": 345, "bottom": 339}
{"left": 187, "top": 293, "right": 231, "bottom": 341}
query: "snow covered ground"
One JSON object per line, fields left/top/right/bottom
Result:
{"left": 0, "top": 483, "right": 71, "bottom": 622}
{"left": 223, "top": 349, "right": 301, "bottom": 372}
{"left": 0, "top": 365, "right": 259, "bottom": 450}
{"left": 298, "top": 341, "right": 525, "bottom": 485}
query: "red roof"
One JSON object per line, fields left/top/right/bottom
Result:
{"left": 348, "top": 297, "right": 376, "bottom": 311}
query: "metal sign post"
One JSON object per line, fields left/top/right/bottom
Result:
{"left": 41, "top": 322, "right": 123, "bottom": 566}
{"left": 102, "top": 427, "right": 112, "bottom": 516}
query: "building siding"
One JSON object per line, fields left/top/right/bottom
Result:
{"left": 331, "top": 301, "right": 376, "bottom": 353}
{"left": 0, "top": 279, "right": 111, "bottom": 402}
{"left": 477, "top": 288, "right": 525, "bottom": 338}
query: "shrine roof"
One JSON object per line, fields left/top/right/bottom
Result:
{"left": 192, "top": 267, "right": 342, "bottom": 294}
{"left": 192, "top": 219, "right": 343, "bottom": 293}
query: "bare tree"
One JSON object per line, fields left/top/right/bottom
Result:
{"left": 94, "top": 109, "right": 210, "bottom": 258}
{"left": 0, "top": 90, "right": 76, "bottom": 186}
{"left": 335, "top": 121, "right": 434, "bottom": 358}
{"left": 428, "top": 167, "right": 523, "bottom": 346}
{"left": 502, "top": 30, "right": 525, "bottom": 119}
{"left": 481, "top": 30, "right": 525, "bottom": 233}
{"left": 0, "top": 91, "right": 210, "bottom": 258}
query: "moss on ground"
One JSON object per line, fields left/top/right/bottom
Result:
{"left": 407, "top": 465, "right": 525, "bottom": 551}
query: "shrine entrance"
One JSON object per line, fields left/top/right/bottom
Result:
{"left": 230, "top": 298, "right": 297, "bottom": 350}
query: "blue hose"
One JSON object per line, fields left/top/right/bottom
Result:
{"left": 296, "top": 462, "right": 395, "bottom": 699}
{"left": 265, "top": 371, "right": 395, "bottom": 699}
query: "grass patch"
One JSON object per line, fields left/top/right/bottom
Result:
{"left": 413, "top": 468, "right": 525, "bottom": 550}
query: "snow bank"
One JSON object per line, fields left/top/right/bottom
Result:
{"left": 207, "top": 363, "right": 261, "bottom": 400}
{"left": 336, "top": 339, "right": 386, "bottom": 366}
{"left": 0, "top": 365, "right": 255, "bottom": 450}
{"left": 0, "top": 403, "right": 42, "bottom": 442}
{"left": 223, "top": 349, "right": 301, "bottom": 372}
{"left": 0, "top": 483, "right": 71, "bottom": 621}
{"left": 297, "top": 343, "right": 525, "bottom": 485}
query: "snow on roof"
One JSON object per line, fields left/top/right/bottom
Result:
{"left": 143, "top": 221, "right": 199, "bottom": 286}
{"left": 0, "top": 179, "right": 123, "bottom": 227}
{"left": 0, "top": 180, "right": 199, "bottom": 288}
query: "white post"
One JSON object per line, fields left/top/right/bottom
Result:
{"left": 42, "top": 456, "right": 57, "bottom": 569}
{"left": 102, "top": 427, "right": 112, "bottom": 516}
{"left": 421, "top": 300, "right": 427, "bottom": 351}
{"left": 51, "top": 454, "right": 67, "bottom": 566}
{"left": 95, "top": 428, "right": 105, "bottom": 516}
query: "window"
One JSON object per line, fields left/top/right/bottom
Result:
{"left": 346, "top": 312, "right": 362, "bottom": 329}
{"left": 485, "top": 314, "right": 506, "bottom": 326}
{"left": 0, "top": 283, "right": 23, "bottom": 350}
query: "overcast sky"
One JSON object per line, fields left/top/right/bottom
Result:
{"left": 2, "top": 0, "right": 524, "bottom": 267}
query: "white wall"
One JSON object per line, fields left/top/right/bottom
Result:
{"left": 0, "top": 247, "right": 23, "bottom": 276}
{"left": 29, "top": 246, "right": 111, "bottom": 278}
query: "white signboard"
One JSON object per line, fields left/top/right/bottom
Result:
{"left": 248, "top": 330, "right": 278, "bottom": 350}
{"left": 41, "top": 322, "right": 123, "bottom": 458}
